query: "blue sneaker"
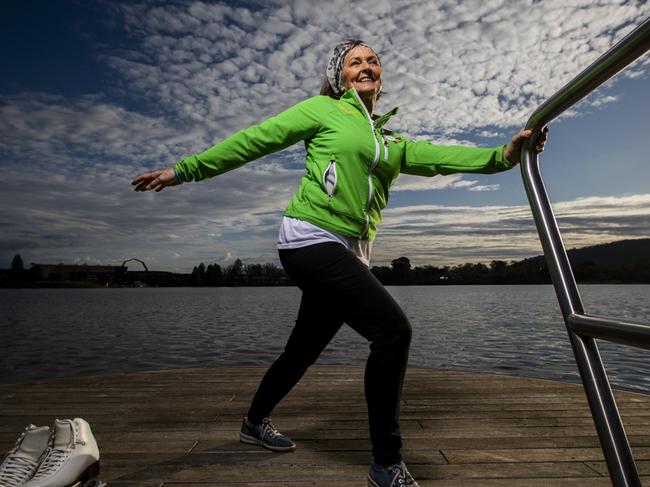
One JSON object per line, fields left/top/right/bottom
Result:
{"left": 239, "top": 417, "right": 296, "bottom": 452}
{"left": 368, "top": 461, "right": 419, "bottom": 486}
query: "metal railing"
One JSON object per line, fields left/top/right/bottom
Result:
{"left": 520, "top": 17, "right": 650, "bottom": 487}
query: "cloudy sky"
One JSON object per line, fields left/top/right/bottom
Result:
{"left": 1, "top": 0, "right": 649, "bottom": 272}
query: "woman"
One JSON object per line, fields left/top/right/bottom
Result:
{"left": 132, "top": 40, "right": 547, "bottom": 487}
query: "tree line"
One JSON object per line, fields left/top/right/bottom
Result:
{"left": 4, "top": 251, "right": 649, "bottom": 288}
{"left": 190, "top": 258, "right": 289, "bottom": 286}
{"left": 189, "top": 255, "right": 650, "bottom": 286}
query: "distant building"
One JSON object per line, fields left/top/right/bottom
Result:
{"left": 23, "top": 264, "right": 190, "bottom": 287}
{"left": 122, "top": 270, "right": 190, "bottom": 287}
{"left": 30, "top": 264, "right": 126, "bottom": 285}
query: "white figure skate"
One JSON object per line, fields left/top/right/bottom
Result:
{"left": 0, "top": 424, "right": 51, "bottom": 486}
{"left": 24, "top": 418, "right": 100, "bottom": 487}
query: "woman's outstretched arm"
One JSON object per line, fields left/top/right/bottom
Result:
{"left": 131, "top": 96, "right": 326, "bottom": 192}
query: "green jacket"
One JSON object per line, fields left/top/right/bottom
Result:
{"left": 175, "top": 89, "right": 514, "bottom": 240}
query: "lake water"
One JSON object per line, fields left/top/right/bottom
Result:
{"left": 1, "top": 285, "right": 648, "bottom": 393}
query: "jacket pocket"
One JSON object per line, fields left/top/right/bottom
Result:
{"left": 322, "top": 159, "right": 337, "bottom": 198}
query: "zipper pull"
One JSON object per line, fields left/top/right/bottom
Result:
{"left": 323, "top": 159, "right": 337, "bottom": 198}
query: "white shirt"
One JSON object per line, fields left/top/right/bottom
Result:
{"left": 277, "top": 216, "right": 372, "bottom": 266}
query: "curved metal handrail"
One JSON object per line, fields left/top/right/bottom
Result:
{"left": 525, "top": 20, "right": 650, "bottom": 132}
{"left": 519, "top": 17, "right": 650, "bottom": 487}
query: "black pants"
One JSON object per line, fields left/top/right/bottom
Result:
{"left": 247, "top": 242, "right": 412, "bottom": 465}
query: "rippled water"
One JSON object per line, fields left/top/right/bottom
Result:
{"left": 1, "top": 285, "right": 648, "bottom": 392}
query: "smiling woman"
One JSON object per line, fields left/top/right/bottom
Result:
{"left": 320, "top": 40, "right": 383, "bottom": 108}
{"left": 131, "top": 38, "right": 546, "bottom": 487}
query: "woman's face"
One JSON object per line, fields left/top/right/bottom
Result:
{"left": 341, "top": 45, "right": 382, "bottom": 99}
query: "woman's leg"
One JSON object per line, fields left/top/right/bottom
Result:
{"left": 246, "top": 266, "right": 344, "bottom": 424}
{"left": 276, "top": 243, "right": 412, "bottom": 466}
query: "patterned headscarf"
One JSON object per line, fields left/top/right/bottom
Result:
{"left": 326, "top": 40, "right": 381, "bottom": 96}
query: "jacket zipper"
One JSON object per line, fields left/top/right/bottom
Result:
{"left": 353, "top": 90, "right": 380, "bottom": 237}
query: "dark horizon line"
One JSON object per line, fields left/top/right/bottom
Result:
{"left": 6, "top": 236, "right": 650, "bottom": 273}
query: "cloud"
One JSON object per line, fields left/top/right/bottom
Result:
{"left": 394, "top": 174, "right": 466, "bottom": 191}
{"left": 4, "top": 143, "right": 648, "bottom": 270}
{"left": 0, "top": 94, "right": 202, "bottom": 171}
{"left": 392, "top": 173, "right": 501, "bottom": 192}
{"left": 5, "top": 1, "right": 648, "bottom": 159}
{"left": 468, "top": 184, "right": 500, "bottom": 192}
{"left": 0, "top": 156, "right": 304, "bottom": 270}
{"left": 1, "top": 0, "right": 648, "bottom": 270}
{"left": 104, "top": 0, "right": 649, "bottom": 139}
{"left": 371, "top": 194, "right": 650, "bottom": 266}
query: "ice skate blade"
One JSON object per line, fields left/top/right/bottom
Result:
{"left": 71, "top": 480, "right": 106, "bottom": 487}
{"left": 66, "top": 461, "right": 100, "bottom": 487}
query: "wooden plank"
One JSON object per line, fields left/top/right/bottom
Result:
{"left": 150, "top": 481, "right": 620, "bottom": 487}
{"left": 443, "top": 446, "right": 650, "bottom": 463}
{"left": 1, "top": 366, "right": 649, "bottom": 486}
{"left": 584, "top": 459, "right": 650, "bottom": 476}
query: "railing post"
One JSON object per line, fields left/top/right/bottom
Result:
{"left": 520, "top": 144, "right": 641, "bottom": 487}
{"left": 517, "top": 18, "right": 650, "bottom": 485}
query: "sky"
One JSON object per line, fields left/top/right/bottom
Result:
{"left": 1, "top": 0, "right": 649, "bottom": 272}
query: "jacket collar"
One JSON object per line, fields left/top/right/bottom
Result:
{"left": 373, "top": 107, "right": 399, "bottom": 130}
{"left": 339, "top": 88, "right": 399, "bottom": 129}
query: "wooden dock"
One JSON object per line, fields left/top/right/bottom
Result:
{"left": 1, "top": 366, "right": 649, "bottom": 486}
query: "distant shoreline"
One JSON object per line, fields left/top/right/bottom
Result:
{"left": 3, "top": 238, "right": 649, "bottom": 288}
{"left": 2, "top": 280, "right": 648, "bottom": 289}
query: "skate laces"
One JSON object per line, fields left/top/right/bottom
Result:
{"left": 0, "top": 454, "right": 38, "bottom": 484}
{"left": 32, "top": 420, "right": 88, "bottom": 480}
{"left": 0, "top": 429, "right": 38, "bottom": 484}
{"left": 30, "top": 447, "right": 70, "bottom": 480}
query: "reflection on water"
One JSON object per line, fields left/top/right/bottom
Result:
{"left": 1, "top": 285, "right": 648, "bottom": 392}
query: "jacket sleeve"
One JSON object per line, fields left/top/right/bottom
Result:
{"left": 400, "top": 139, "right": 515, "bottom": 176}
{"left": 174, "top": 97, "right": 323, "bottom": 182}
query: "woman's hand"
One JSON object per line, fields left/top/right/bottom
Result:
{"left": 131, "top": 168, "right": 180, "bottom": 192}
{"left": 504, "top": 126, "right": 549, "bottom": 164}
